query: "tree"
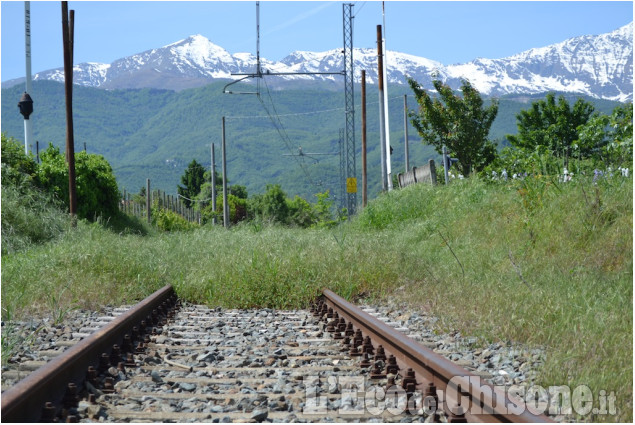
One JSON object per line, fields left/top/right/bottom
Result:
{"left": 177, "top": 159, "right": 206, "bottom": 208}
{"left": 506, "top": 93, "right": 595, "bottom": 165}
{"left": 408, "top": 78, "right": 499, "bottom": 176}
{"left": 577, "top": 103, "right": 633, "bottom": 167}
{"left": 249, "top": 184, "right": 290, "bottom": 224}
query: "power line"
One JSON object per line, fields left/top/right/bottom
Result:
{"left": 258, "top": 77, "right": 323, "bottom": 190}
{"left": 226, "top": 95, "right": 405, "bottom": 120}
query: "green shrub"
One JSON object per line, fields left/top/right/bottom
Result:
{"left": 1, "top": 133, "right": 39, "bottom": 187}
{"left": 151, "top": 207, "right": 196, "bottom": 232}
{"left": 1, "top": 135, "right": 70, "bottom": 254}
{"left": 37, "top": 144, "right": 120, "bottom": 221}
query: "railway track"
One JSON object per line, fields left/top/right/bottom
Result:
{"left": 1, "top": 285, "right": 553, "bottom": 422}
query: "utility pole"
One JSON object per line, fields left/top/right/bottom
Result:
{"left": 404, "top": 94, "right": 410, "bottom": 172}
{"left": 343, "top": 3, "right": 356, "bottom": 215}
{"left": 221, "top": 117, "right": 229, "bottom": 229}
{"left": 211, "top": 143, "right": 217, "bottom": 225}
{"left": 361, "top": 70, "right": 368, "bottom": 208}
{"left": 377, "top": 25, "right": 388, "bottom": 191}
{"left": 338, "top": 128, "right": 345, "bottom": 212}
{"left": 382, "top": 2, "right": 393, "bottom": 190}
{"left": 22, "top": 1, "right": 34, "bottom": 155}
{"left": 61, "top": 1, "right": 77, "bottom": 224}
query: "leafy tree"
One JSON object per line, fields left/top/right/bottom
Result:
{"left": 313, "top": 190, "right": 338, "bottom": 228}
{"left": 230, "top": 184, "right": 248, "bottom": 199}
{"left": 506, "top": 93, "right": 595, "bottom": 165}
{"left": 261, "top": 184, "right": 289, "bottom": 224}
{"left": 287, "top": 195, "right": 316, "bottom": 228}
{"left": 249, "top": 184, "right": 290, "bottom": 224}
{"left": 577, "top": 103, "right": 633, "bottom": 167}
{"left": 211, "top": 194, "right": 247, "bottom": 225}
{"left": 177, "top": 159, "right": 206, "bottom": 208}
{"left": 408, "top": 78, "right": 499, "bottom": 176}
{"left": 38, "top": 144, "right": 120, "bottom": 220}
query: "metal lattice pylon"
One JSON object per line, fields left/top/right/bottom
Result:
{"left": 343, "top": 3, "right": 356, "bottom": 215}
{"left": 339, "top": 128, "right": 346, "bottom": 212}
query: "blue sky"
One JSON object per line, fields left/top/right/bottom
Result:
{"left": 1, "top": 1, "right": 632, "bottom": 82}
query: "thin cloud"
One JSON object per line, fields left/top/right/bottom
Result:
{"left": 262, "top": 1, "right": 337, "bottom": 37}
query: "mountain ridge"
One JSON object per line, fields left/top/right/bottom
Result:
{"left": 3, "top": 22, "right": 632, "bottom": 101}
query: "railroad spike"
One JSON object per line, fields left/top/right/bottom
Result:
{"left": 385, "top": 354, "right": 400, "bottom": 375}
{"left": 348, "top": 338, "right": 362, "bottom": 357}
{"left": 62, "top": 382, "right": 79, "bottom": 409}
{"left": 360, "top": 351, "right": 372, "bottom": 368}
{"left": 370, "top": 361, "right": 387, "bottom": 379}
{"left": 85, "top": 366, "right": 98, "bottom": 387}
{"left": 341, "top": 335, "right": 351, "bottom": 351}
{"left": 362, "top": 336, "right": 374, "bottom": 355}
{"left": 385, "top": 375, "right": 396, "bottom": 392}
{"left": 40, "top": 401, "right": 57, "bottom": 422}
{"left": 98, "top": 352, "right": 110, "bottom": 374}
{"left": 401, "top": 368, "right": 418, "bottom": 390}
{"left": 125, "top": 352, "right": 136, "bottom": 368}
{"left": 449, "top": 406, "right": 467, "bottom": 423}
{"left": 424, "top": 382, "right": 441, "bottom": 423}
{"left": 102, "top": 376, "right": 115, "bottom": 394}
{"left": 326, "top": 307, "right": 334, "bottom": 319}
{"left": 405, "top": 381, "right": 416, "bottom": 404}
{"left": 110, "top": 344, "right": 121, "bottom": 365}
{"left": 121, "top": 334, "right": 133, "bottom": 354}
{"left": 374, "top": 345, "right": 387, "bottom": 361}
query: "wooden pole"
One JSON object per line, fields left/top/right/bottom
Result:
{"left": 404, "top": 94, "right": 410, "bottom": 172}
{"left": 146, "top": 179, "right": 151, "bottom": 224}
{"left": 211, "top": 143, "right": 217, "bottom": 225}
{"left": 221, "top": 117, "right": 229, "bottom": 229}
{"left": 61, "top": 2, "right": 77, "bottom": 224}
{"left": 377, "top": 25, "right": 388, "bottom": 191}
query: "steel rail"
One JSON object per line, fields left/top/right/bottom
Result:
{"left": 1, "top": 284, "right": 176, "bottom": 422}
{"left": 321, "top": 289, "right": 554, "bottom": 423}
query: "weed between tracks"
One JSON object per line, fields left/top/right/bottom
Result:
{"left": 1, "top": 176, "right": 631, "bottom": 421}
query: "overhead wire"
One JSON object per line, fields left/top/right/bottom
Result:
{"left": 226, "top": 94, "right": 405, "bottom": 121}
{"left": 257, "top": 77, "right": 324, "bottom": 190}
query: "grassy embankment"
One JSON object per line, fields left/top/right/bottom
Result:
{"left": 1, "top": 175, "right": 632, "bottom": 421}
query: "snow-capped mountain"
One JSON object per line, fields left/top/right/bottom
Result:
{"left": 4, "top": 23, "right": 632, "bottom": 101}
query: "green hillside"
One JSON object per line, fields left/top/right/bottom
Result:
{"left": 1, "top": 80, "right": 622, "bottom": 201}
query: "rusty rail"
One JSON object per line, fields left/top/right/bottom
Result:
{"left": 1, "top": 284, "right": 177, "bottom": 422}
{"left": 318, "top": 289, "right": 554, "bottom": 423}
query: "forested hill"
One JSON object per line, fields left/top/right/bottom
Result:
{"left": 1, "top": 80, "right": 623, "bottom": 200}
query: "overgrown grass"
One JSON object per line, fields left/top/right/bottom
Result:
{"left": 1, "top": 182, "right": 71, "bottom": 255}
{"left": 354, "top": 175, "right": 632, "bottom": 422}
{"left": 1, "top": 175, "right": 631, "bottom": 421}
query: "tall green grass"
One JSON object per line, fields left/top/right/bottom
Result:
{"left": 1, "top": 182, "right": 71, "bottom": 255}
{"left": 1, "top": 175, "right": 631, "bottom": 421}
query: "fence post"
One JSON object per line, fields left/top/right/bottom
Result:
{"left": 146, "top": 179, "right": 151, "bottom": 224}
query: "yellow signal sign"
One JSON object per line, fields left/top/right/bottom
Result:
{"left": 346, "top": 177, "right": 357, "bottom": 193}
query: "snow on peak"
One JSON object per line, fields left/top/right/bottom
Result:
{"left": 19, "top": 23, "right": 631, "bottom": 101}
